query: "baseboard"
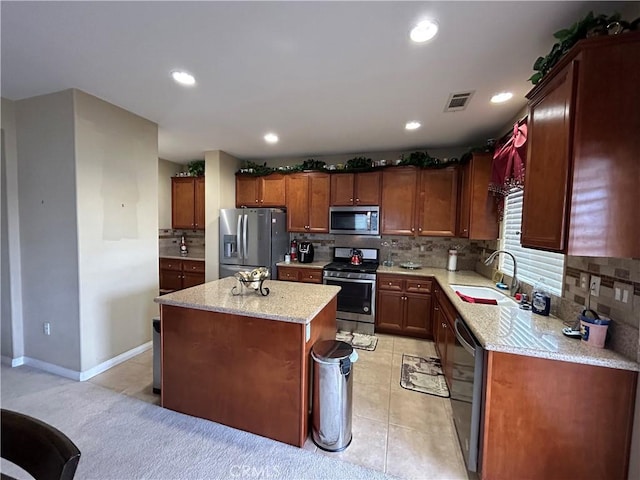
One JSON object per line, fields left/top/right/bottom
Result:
{"left": 6, "top": 342, "right": 152, "bottom": 382}
{"left": 1, "top": 355, "right": 25, "bottom": 367}
{"left": 79, "top": 342, "right": 152, "bottom": 381}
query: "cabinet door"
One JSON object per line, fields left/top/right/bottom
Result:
{"left": 307, "top": 173, "right": 330, "bottom": 233}
{"left": 457, "top": 162, "right": 471, "bottom": 238}
{"left": 375, "top": 290, "right": 405, "bottom": 333}
{"left": 330, "top": 173, "right": 355, "bottom": 206}
{"left": 259, "top": 174, "right": 286, "bottom": 207}
{"left": 416, "top": 167, "right": 458, "bottom": 236}
{"left": 194, "top": 177, "right": 205, "bottom": 230}
{"left": 182, "top": 271, "right": 205, "bottom": 288}
{"left": 381, "top": 167, "right": 418, "bottom": 235}
{"left": 172, "top": 178, "right": 196, "bottom": 229}
{"left": 521, "top": 61, "right": 576, "bottom": 251}
{"left": 277, "top": 266, "right": 300, "bottom": 282}
{"left": 236, "top": 176, "right": 259, "bottom": 207}
{"left": 460, "top": 154, "right": 499, "bottom": 240}
{"left": 160, "top": 269, "right": 183, "bottom": 291}
{"left": 404, "top": 293, "right": 432, "bottom": 338}
{"left": 285, "top": 174, "right": 310, "bottom": 232}
{"left": 354, "top": 171, "right": 381, "bottom": 205}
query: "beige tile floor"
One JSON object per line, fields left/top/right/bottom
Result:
{"left": 89, "top": 334, "right": 468, "bottom": 480}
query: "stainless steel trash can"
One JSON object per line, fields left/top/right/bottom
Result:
{"left": 152, "top": 317, "right": 161, "bottom": 394}
{"left": 310, "top": 340, "right": 357, "bottom": 452}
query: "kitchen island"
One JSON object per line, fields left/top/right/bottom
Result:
{"left": 154, "top": 276, "right": 340, "bottom": 447}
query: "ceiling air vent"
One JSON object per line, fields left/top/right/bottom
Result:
{"left": 444, "top": 91, "right": 474, "bottom": 112}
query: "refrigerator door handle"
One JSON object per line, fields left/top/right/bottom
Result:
{"left": 237, "top": 214, "right": 243, "bottom": 259}
{"left": 243, "top": 214, "right": 249, "bottom": 261}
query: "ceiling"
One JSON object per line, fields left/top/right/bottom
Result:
{"left": 1, "top": 1, "right": 634, "bottom": 163}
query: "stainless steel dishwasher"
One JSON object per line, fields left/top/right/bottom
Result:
{"left": 450, "top": 316, "right": 485, "bottom": 475}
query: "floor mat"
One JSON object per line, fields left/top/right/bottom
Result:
{"left": 335, "top": 331, "right": 378, "bottom": 351}
{"left": 400, "top": 354, "right": 450, "bottom": 398}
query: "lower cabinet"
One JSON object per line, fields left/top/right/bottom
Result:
{"left": 159, "top": 258, "right": 205, "bottom": 292}
{"left": 277, "top": 265, "right": 323, "bottom": 284}
{"left": 376, "top": 274, "right": 433, "bottom": 338}
{"left": 433, "top": 285, "right": 456, "bottom": 387}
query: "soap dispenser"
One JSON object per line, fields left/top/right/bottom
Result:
{"left": 179, "top": 235, "right": 188, "bottom": 257}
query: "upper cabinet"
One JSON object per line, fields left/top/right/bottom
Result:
{"left": 236, "top": 173, "right": 286, "bottom": 208}
{"left": 330, "top": 171, "right": 381, "bottom": 206}
{"left": 172, "top": 177, "right": 205, "bottom": 230}
{"left": 381, "top": 166, "right": 458, "bottom": 236}
{"left": 285, "top": 172, "right": 330, "bottom": 233}
{"left": 522, "top": 32, "right": 640, "bottom": 257}
{"left": 457, "top": 153, "right": 499, "bottom": 240}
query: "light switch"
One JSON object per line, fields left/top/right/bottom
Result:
{"left": 579, "top": 273, "right": 590, "bottom": 291}
{"left": 613, "top": 281, "right": 633, "bottom": 306}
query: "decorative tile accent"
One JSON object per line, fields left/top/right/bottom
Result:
{"left": 614, "top": 268, "right": 630, "bottom": 280}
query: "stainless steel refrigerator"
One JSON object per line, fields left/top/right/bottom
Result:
{"left": 219, "top": 208, "right": 288, "bottom": 279}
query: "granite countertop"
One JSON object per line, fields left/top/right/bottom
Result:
{"left": 276, "top": 261, "right": 330, "bottom": 269}
{"left": 377, "top": 266, "right": 639, "bottom": 372}
{"left": 160, "top": 254, "right": 205, "bottom": 261}
{"left": 155, "top": 276, "right": 340, "bottom": 325}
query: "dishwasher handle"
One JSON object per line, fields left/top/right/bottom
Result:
{"left": 454, "top": 317, "right": 476, "bottom": 357}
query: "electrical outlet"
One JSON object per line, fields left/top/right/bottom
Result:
{"left": 43, "top": 322, "right": 51, "bottom": 336}
{"left": 590, "top": 276, "right": 601, "bottom": 297}
{"left": 579, "top": 273, "right": 590, "bottom": 291}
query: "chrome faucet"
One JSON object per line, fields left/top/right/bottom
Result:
{"left": 484, "top": 250, "right": 519, "bottom": 296}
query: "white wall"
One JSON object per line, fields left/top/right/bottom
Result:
{"left": 15, "top": 90, "right": 81, "bottom": 370}
{"left": 74, "top": 90, "right": 158, "bottom": 371}
{"left": 1, "top": 98, "right": 24, "bottom": 363}
{"left": 158, "top": 158, "right": 182, "bottom": 229}
{"left": 204, "top": 150, "right": 242, "bottom": 281}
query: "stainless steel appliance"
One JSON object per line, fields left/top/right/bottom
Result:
{"left": 323, "top": 247, "right": 378, "bottom": 334}
{"left": 450, "top": 315, "right": 486, "bottom": 475}
{"left": 219, "top": 208, "right": 288, "bottom": 279}
{"left": 329, "top": 206, "right": 380, "bottom": 236}
{"left": 298, "top": 242, "right": 314, "bottom": 263}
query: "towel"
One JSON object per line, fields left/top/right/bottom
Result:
{"left": 456, "top": 291, "right": 498, "bottom": 305}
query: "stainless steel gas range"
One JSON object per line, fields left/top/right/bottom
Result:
{"left": 322, "top": 247, "right": 379, "bottom": 335}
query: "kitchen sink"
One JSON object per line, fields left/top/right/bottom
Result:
{"left": 449, "top": 285, "right": 517, "bottom": 306}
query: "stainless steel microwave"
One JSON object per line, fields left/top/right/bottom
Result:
{"left": 329, "top": 206, "right": 380, "bottom": 236}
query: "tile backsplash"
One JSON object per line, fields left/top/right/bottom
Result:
{"left": 159, "top": 229, "right": 205, "bottom": 258}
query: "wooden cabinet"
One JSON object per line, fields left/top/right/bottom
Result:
{"left": 381, "top": 166, "right": 458, "bottom": 236}
{"left": 159, "top": 258, "right": 205, "bottom": 292}
{"left": 330, "top": 171, "right": 381, "bottom": 206}
{"left": 457, "top": 153, "right": 499, "bottom": 240}
{"left": 433, "top": 285, "right": 456, "bottom": 387}
{"left": 172, "top": 177, "right": 205, "bottom": 230}
{"left": 522, "top": 32, "right": 640, "bottom": 257}
{"left": 285, "top": 173, "right": 330, "bottom": 233}
{"left": 235, "top": 173, "right": 286, "bottom": 208}
{"left": 277, "top": 265, "right": 323, "bottom": 284}
{"left": 376, "top": 274, "right": 433, "bottom": 338}
{"left": 482, "top": 351, "right": 637, "bottom": 479}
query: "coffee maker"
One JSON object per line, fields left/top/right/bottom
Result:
{"left": 298, "top": 242, "right": 314, "bottom": 263}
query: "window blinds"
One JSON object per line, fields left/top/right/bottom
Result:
{"left": 501, "top": 189, "right": 565, "bottom": 296}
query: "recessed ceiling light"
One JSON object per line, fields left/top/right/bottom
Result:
{"left": 405, "top": 121, "right": 421, "bottom": 130}
{"left": 491, "top": 92, "right": 513, "bottom": 103}
{"left": 410, "top": 20, "right": 439, "bottom": 43}
{"left": 264, "top": 133, "right": 279, "bottom": 144}
{"left": 171, "top": 70, "right": 196, "bottom": 86}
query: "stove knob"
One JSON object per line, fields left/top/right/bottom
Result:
{"left": 363, "top": 307, "right": 369, "bottom": 312}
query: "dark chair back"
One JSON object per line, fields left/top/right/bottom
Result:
{"left": 1, "top": 409, "right": 81, "bottom": 480}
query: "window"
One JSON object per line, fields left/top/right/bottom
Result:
{"left": 501, "top": 189, "right": 565, "bottom": 296}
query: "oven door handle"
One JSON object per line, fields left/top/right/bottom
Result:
{"left": 323, "top": 276, "right": 375, "bottom": 285}
{"left": 454, "top": 317, "right": 476, "bottom": 357}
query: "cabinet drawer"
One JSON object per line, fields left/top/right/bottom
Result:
{"left": 378, "top": 276, "right": 403, "bottom": 291}
{"left": 299, "top": 269, "right": 322, "bottom": 284}
{"left": 278, "top": 267, "right": 300, "bottom": 282}
{"left": 160, "top": 258, "right": 182, "bottom": 271}
{"left": 406, "top": 279, "right": 432, "bottom": 294}
{"left": 182, "top": 260, "right": 205, "bottom": 273}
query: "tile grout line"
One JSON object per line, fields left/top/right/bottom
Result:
{"left": 384, "top": 336, "right": 394, "bottom": 475}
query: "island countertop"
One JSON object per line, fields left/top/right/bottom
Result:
{"left": 155, "top": 276, "right": 340, "bottom": 325}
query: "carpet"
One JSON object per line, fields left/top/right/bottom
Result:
{"left": 1, "top": 364, "right": 393, "bottom": 480}
{"left": 400, "top": 354, "right": 450, "bottom": 398}
{"left": 335, "top": 331, "right": 378, "bottom": 351}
